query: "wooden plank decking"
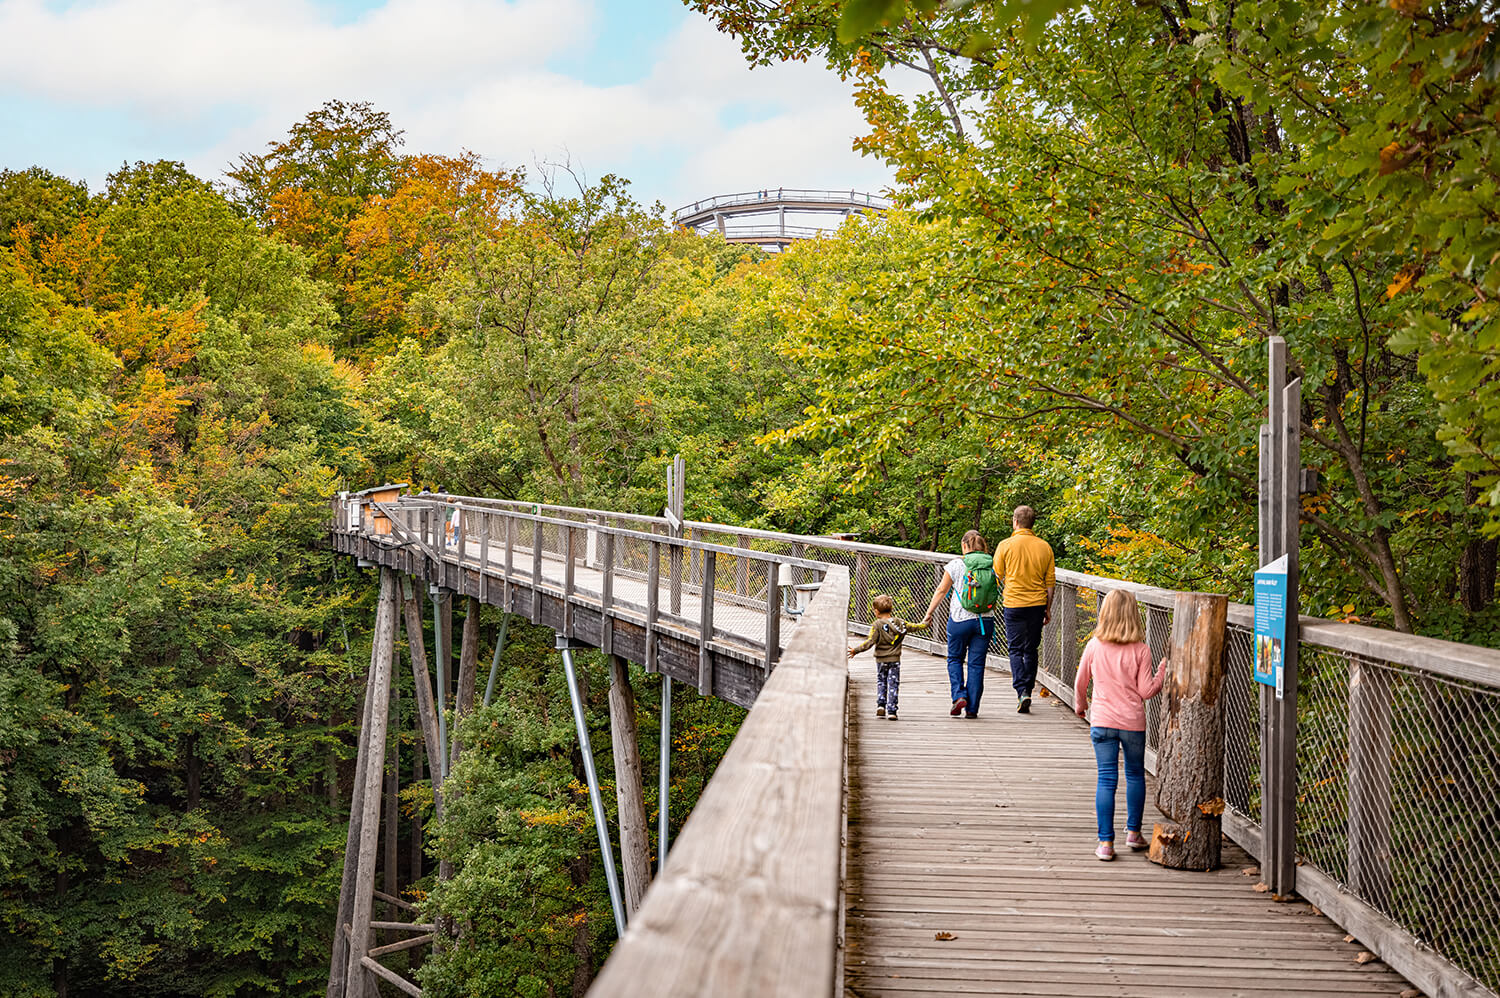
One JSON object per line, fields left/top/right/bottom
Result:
{"left": 843, "top": 647, "right": 1415, "bottom": 998}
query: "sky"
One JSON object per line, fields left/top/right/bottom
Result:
{"left": 0, "top": 0, "right": 894, "bottom": 216}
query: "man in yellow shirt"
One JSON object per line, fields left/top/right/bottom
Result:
{"left": 992, "top": 505, "right": 1056, "bottom": 714}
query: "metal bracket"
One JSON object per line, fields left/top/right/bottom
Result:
{"left": 554, "top": 635, "right": 595, "bottom": 651}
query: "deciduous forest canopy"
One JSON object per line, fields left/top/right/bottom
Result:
{"left": 2, "top": 0, "right": 1498, "bottom": 993}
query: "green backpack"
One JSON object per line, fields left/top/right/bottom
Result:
{"left": 957, "top": 551, "right": 999, "bottom": 615}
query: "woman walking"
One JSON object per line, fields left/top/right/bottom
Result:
{"left": 921, "top": 530, "right": 997, "bottom": 718}
{"left": 1073, "top": 589, "right": 1167, "bottom": 860}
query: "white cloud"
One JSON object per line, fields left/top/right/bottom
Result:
{"left": 0, "top": 0, "right": 586, "bottom": 111}
{"left": 3, "top": 0, "right": 893, "bottom": 211}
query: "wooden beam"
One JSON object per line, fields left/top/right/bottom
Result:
{"left": 400, "top": 588, "right": 444, "bottom": 787}
{"left": 609, "top": 655, "right": 652, "bottom": 917}
{"left": 343, "top": 567, "right": 399, "bottom": 998}
{"left": 589, "top": 567, "right": 850, "bottom": 997}
{"left": 698, "top": 550, "right": 716, "bottom": 695}
{"left": 1149, "top": 592, "right": 1229, "bottom": 871}
{"left": 358, "top": 957, "right": 422, "bottom": 998}
{"left": 367, "top": 933, "right": 433, "bottom": 958}
{"left": 449, "top": 596, "right": 480, "bottom": 772}
{"left": 326, "top": 598, "right": 384, "bottom": 998}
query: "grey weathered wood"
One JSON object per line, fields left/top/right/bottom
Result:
{"left": 383, "top": 676, "right": 399, "bottom": 916}
{"left": 1149, "top": 592, "right": 1228, "bottom": 871}
{"left": 448, "top": 596, "right": 480, "bottom": 771}
{"left": 530, "top": 520, "right": 543, "bottom": 624}
{"left": 764, "top": 561, "right": 781, "bottom": 674}
{"left": 400, "top": 589, "right": 445, "bottom": 787}
{"left": 609, "top": 655, "right": 652, "bottom": 917}
{"left": 370, "top": 921, "right": 436, "bottom": 932}
{"left": 601, "top": 531, "right": 615, "bottom": 655}
{"left": 698, "top": 550, "right": 716, "bottom": 695}
{"left": 478, "top": 513, "right": 490, "bottom": 600}
{"left": 373, "top": 889, "right": 414, "bottom": 912}
{"left": 590, "top": 567, "right": 850, "bottom": 997}
{"left": 645, "top": 542, "right": 660, "bottom": 674}
{"left": 343, "top": 567, "right": 399, "bottom": 998}
{"left": 326, "top": 602, "right": 384, "bottom": 998}
{"left": 433, "top": 589, "right": 451, "bottom": 782}
{"left": 367, "top": 933, "right": 434, "bottom": 958}
{"left": 359, "top": 956, "right": 422, "bottom": 998}
{"left": 1348, "top": 657, "right": 1392, "bottom": 910}
{"left": 503, "top": 514, "right": 514, "bottom": 610}
{"left": 564, "top": 526, "right": 576, "bottom": 638}
{"left": 1268, "top": 374, "right": 1303, "bottom": 897}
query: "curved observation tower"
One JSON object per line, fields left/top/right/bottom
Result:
{"left": 673, "top": 187, "right": 891, "bottom": 250}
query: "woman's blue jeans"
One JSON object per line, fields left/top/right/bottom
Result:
{"left": 1091, "top": 726, "right": 1146, "bottom": 841}
{"left": 946, "top": 616, "right": 992, "bottom": 713}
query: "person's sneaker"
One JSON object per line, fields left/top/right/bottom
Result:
{"left": 964, "top": 713, "right": 978, "bottom": 719}
{"left": 1095, "top": 841, "right": 1116, "bottom": 861}
{"left": 1017, "top": 696, "right": 1032, "bottom": 714}
{"left": 1126, "top": 830, "right": 1148, "bottom": 851}
{"left": 876, "top": 706, "right": 886, "bottom": 717}
{"left": 887, "top": 711, "right": 898, "bottom": 720}
{"left": 950, "top": 697, "right": 967, "bottom": 716}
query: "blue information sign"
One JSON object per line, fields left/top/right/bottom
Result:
{"left": 1254, "top": 555, "right": 1289, "bottom": 698}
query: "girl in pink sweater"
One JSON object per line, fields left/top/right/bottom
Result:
{"left": 1073, "top": 590, "right": 1167, "bottom": 861}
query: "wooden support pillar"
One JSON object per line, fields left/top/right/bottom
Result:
{"left": 400, "top": 586, "right": 444, "bottom": 795}
{"left": 1150, "top": 592, "right": 1229, "bottom": 871}
{"left": 449, "top": 596, "right": 480, "bottom": 771}
{"left": 383, "top": 677, "right": 399, "bottom": 917}
{"left": 609, "top": 655, "right": 652, "bottom": 917}
{"left": 343, "top": 567, "right": 400, "bottom": 998}
{"left": 327, "top": 595, "right": 386, "bottom": 998}
{"left": 698, "top": 550, "right": 717, "bottom": 695}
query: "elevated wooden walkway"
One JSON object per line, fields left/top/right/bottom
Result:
{"left": 329, "top": 491, "right": 1500, "bottom": 998}
{"left": 843, "top": 648, "right": 1411, "bottom": 997}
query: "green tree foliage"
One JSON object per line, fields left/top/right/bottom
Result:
{"left": 692, "top": 0, "right": 1500, "bottom": 638}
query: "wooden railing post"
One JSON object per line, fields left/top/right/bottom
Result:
{"left": 563, "top": 526, "right": 576, "bottom": 639}
{"left": 854, "top": 552, "right": 870, "bottom": 624}
{"left": 1150, "top": 592, "right": 1229, "bottom": 871}
{"left": 503, "top": 515, "right": 514, "bottom": 612}
{"left": 764, "top": 560, "right": 781, "bottom": 673}
{"left": 646, "top": 543, "right": 660, "bottom": 673}
{"left": 1348, "top": 658, "right": 1393, "bottom": 910}
{"left": 699, "top": 551, "right": 717, "bottom": 695}
{"left": 601, "top": 531, "right": 616, "bottom": 656}
{"left": 531, "top": 519, "right": 543, "bottom": 624}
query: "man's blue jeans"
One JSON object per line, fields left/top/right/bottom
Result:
{"left": 1091, "top": 726, "right": 1147, "bottom": 841}
{"left": 1003, "top": 605, "right": 1046, "bottom": 698}
{"left": 946, "top": 616, "right": 992, "bottom": 714}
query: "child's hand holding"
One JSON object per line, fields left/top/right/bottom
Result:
{"left": 1075, "top": 699, "right": 1088, "bottom": 719}
{"left": 847, "top": 648, "right": 856, "bottom": 659}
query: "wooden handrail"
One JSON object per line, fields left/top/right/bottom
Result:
{"left": 589, "top": 566, "right": 851, "bottom": 997}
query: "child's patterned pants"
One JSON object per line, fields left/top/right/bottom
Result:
{"left": 876, "top": 662, "right": 901, "bottom": 714}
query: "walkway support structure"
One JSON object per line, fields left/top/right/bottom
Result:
{"left": 331, "top": 490, "right": 1500, "bottom": 998}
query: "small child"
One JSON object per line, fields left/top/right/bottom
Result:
{"left": 848, "top": 594, "right": 928, "bottom": 720}
{"left": 1073, "top": 589, "right": 1167, "bottom": 861}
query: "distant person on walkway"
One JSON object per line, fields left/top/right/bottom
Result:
{"left": 1074, "top": 589, "right": 1167, "bottom": 861}
{"left": 848, "top": 594, "right": 928, "bottom": 721}
{"left": 992, "top": 506, "right": 1056, "bottom": 714}
{"left": 921, "top": 530, "right": 998, "bottom": 719}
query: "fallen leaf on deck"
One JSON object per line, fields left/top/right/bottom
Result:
{"left": 1344, "top": 935, "right": 1355, "bottom": 943}
{"left": 1356, "top": 951, "right": 1379, "bottom": 965}
{"left": 1399, "top": 989, "right": 1424, "bottom": 998}
{"left": 1252, "top": 882, "right": 1270, "bottom": 893}
{"left": 934, "top": 932, "right": 957, "bottom": 941}
{"left": 1241, "top": 866, "right": 1259, "bottom": 876}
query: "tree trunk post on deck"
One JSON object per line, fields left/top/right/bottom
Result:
{"left": 1149, "top": 591, "right": 1229, "bottom": 872}
{"left": 608, "top": 655, "right": 652, "bottom": 916}
{"left": 449, "top": 597, "right": 480, "bottom": 771}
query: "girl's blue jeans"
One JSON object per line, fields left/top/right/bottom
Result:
{"left": 1091, "top": 726, "right": 1146, "bottom": 841}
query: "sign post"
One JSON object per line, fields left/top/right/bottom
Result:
{"left": 1257, "top": 337, "right": 1301, "bottom": 898}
